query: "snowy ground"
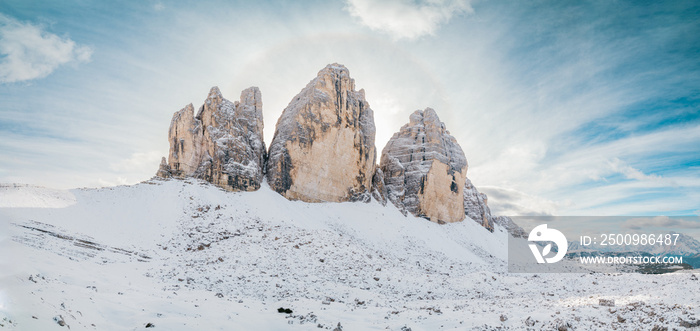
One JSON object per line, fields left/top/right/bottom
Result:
{"left": 1, "top": 179, "right": 698, "bottom": 330}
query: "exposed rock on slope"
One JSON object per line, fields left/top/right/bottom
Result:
{"left": 493, "top": 216, "right": 527, "bottom": 238}
{"left": 463, "top": 178, "right": 494, "bottom": 232}
{"left": 266, "top": 64, "right": 376, "bottom": 202}
{"left": 371, "top": 168, "right": 387, "bottom": 206}
{"left": 158, "top": 87, "right": 266, "bottom": 192}
{"left": 380, "top": 108, "right": 467, "bottom": 223}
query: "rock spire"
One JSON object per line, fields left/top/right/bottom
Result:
{"left": 380, "top": 108, "right": 467, "bottom": 224}
{"left": 266, "top": 64, "right": 377, "bottom": 202}
{"left": 157, "top": 86, "right": 266, "bottom": 192}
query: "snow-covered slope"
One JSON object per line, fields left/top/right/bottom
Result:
{"left": 1, "top": 179, "right": 698, "bottom": 330}
{"left": 0, "top": 184, "right": 76, "bottom": 208}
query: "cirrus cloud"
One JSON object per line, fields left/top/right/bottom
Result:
{"left": 0, "top": 13, "right": 93, "bottom": 83}
{"left": 344, "top": 0, "right": 472, "bottom": 40}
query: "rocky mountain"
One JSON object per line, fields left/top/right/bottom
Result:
{"left": 492, "top": 216, "right": 527, "bottom": 238}
{"left": 380, "top": 108, "right": 467, "bottom": 224}
{"left": 157, "top": 87, "right": 266, "bottom": 192}
{"left": 154, "top": 63, "right": 513, "bottom": 233}
{"left": 463, "top": 178, "right": 494, "bottom": 231}
{"left": 266, "top": 64, "right": 376, "bottom": 202}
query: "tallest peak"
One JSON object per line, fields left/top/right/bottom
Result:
{"left": 316, "top": 63, "right": 351, "bottom": 79}
{"left": 267, "top": 63, "right": 376, "bottom": 203}
{"left": 207, "top": 86, "right": 222, "bottom": 99}
{"left": 322, "top": 63, "right": 348, "bottom": 72}
{"left": 309, "top": 63, "right": 355, "bottom": 93}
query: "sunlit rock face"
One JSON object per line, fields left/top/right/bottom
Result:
{"left": 158, "top": 86, "right": 266, "bottom": 192}
{"left": 380, "top": 108, "right": 467, "bottom": 224}
{"left": 266, "top": 63, "right": 377, "bottom": 202}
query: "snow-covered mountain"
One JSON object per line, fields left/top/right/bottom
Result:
{"left": 1, "top": 63, "right": 698, "bottom": 329}
{"left": 1, "top": 180, "right": 699, "bottom": 330}
{"left": 156, "top": 64, "right": 507, "bottom": 232}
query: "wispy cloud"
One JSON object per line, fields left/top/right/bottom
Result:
{"left": 0, "top": 13, "right": 92, "bottom": 83}
{"left": 344, "top": 0, "right": 472, "bottom": 39}
{"left": 479, "top": 186, "right": 564, "bottom": 216}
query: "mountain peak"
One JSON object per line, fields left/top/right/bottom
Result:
{"left": 267, "top": 63, "right": 375, "bottom": 202}
{"left": 381, "top": 107, "right": 467, "bottom": 223}
{"left": 158, "top": 86, "right": 266, "bottom": 191}
{"left": 299, "top": 63, "right": 355, "bottom": 96}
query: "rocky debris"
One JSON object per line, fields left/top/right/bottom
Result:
{"left": 524, "top": 316, "right": 536, "bottom": 327}
{"left": 53, "top": 315, "right": 67, "bottom": 327}
{"left": 266, "top": 63, "right": 376, "bottom": 202}
{"left": 679, "top": 318, "right": 700, "bottom": 328}
{"left": 463, "top": 178, "right": 494, "bottom": 232}
{"left": 493, "top": 216, "right": 527, "bottom": 238}
{"left": 380, "top": 108, "right": 467, "bottom": 223}
{"left": 599, "top": 299, "right": 615, "bottom": 307}
{"left": 158, "top": 87, "right": 266, "bottom": 192}
{"left": 555, "top": 321, "right": 571, "bottom": 331}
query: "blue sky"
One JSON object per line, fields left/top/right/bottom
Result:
{"left": 1, "top": 0, "right": 699, "bottom": 221}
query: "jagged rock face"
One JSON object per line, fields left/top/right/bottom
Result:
{"left": 463, "top": 178, "right": 494, "bottom": 232}
{"left": 493, "top": 216, "right": 526, "bottom": 238}
{"left": 160, "top": 86, "right": 265, "bottom": 192}
{"left": 380, "top": 108, "right": 467, "bottom": 224}
{"left": 371, "top": 168, "right": 387, "bottom": 206}
{"left": 266, "top": 64, "right": 376, "bottom": 202}
{"left": 167, "top": 103, "right": 203, "bottom": 176}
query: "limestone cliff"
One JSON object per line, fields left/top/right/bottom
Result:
{"left": 266, "top": 64, "right": 376, "bottom": 202}
{"left": 158, "top": 86, "right": 265, "bottom": 192}
{"left": 463, "top": 178, "right": 494, "bottom": 232}
{"left": 380, "top": 108, "right": 467, "bottom": 224}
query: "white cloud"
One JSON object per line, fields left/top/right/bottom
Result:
{"left": 0, "top": 13, "right": 93, "bottom": 83}
{"left": 344, "top": 0, "right": 472, "bottom": 39}
{"left": 607, "top": 158, "right": 662, "bottom": 182}
{"left": 479, "top": 185, "right": 563, "bottom": 216}
{"left": 109, "top": 151, "right": 163, "bottom": 173}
